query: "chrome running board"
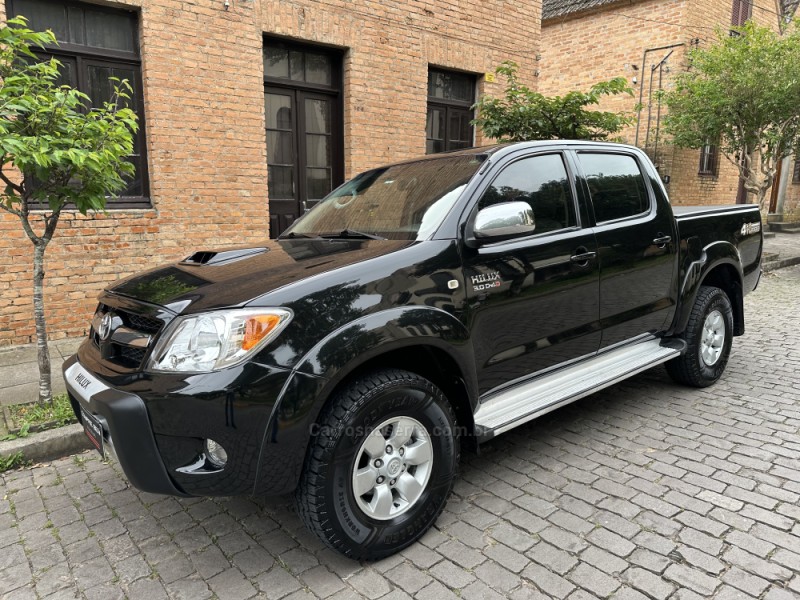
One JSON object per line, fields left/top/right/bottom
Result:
{"left": 474, "top": 339, "right": 681, "bottom": 440}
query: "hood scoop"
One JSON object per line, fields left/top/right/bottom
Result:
{"left": 181, "top": 247, "right": 269, "bottom": 266}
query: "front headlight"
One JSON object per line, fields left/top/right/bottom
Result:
{"left": 147, "top": 308, "right": 292, "bottom": 373}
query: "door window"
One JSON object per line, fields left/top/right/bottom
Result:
{"left": 477, "top": 154, "right": 576, "bottom": 235}
{"left": 304, "top": 98, "right": 333, "bottom": 201}
{"left": 264, "top": 40, "right": 342, "bottom": 238}
{"left": 265, "top": 92, "right": 295, "bottom": 201}
{"left": 578, "top": 153, "right": 650, "bottom": 223}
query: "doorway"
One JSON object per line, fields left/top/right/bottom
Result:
{"left": 264, "top": 40, "right": 343, "bottom": 237}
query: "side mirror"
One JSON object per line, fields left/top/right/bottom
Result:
{"left": 474, "top": 201, "right": 536, "bottom": 240}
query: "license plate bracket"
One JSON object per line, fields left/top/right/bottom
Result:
{"left": 81, "top": 408, "right": 104, "bottom": 458}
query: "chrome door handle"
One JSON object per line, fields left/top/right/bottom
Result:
{"left": 570, "top": 251, "right": 597, "bottom": 264}
{"left": 653, "top": 235, "right": 672, "bottom": 247}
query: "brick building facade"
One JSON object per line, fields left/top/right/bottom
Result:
{"left": 540, "top": 0, "right": 800, "bottom": 218}
{"left": 0, "top": 0, "right": 542, "bottom": 345}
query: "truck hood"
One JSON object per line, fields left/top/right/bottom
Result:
{"left": 107, "top": 238, "right": 412, "bottom": 314}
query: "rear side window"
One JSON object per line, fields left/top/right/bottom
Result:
{"left": 579, "top": 153, "right": 650, "bottom": 223}
{"left": 478, "top": 153, "right": 576, "bottom": 235}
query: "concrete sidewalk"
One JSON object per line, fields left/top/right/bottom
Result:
{"left": 762, "top": 229, "right": 800, "bottom": 270}
{"left": 0, "top": 337, "right": 82, "bottom": 408}
{"left": 0, "top": 231, "right": 798, "bottom": 410}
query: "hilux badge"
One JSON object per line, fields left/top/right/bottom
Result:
{"left": 98, "top": 313, "right": 113, "bottom": 341}
{"left": 470, "top": 271, "right": 502, "bottom": 292}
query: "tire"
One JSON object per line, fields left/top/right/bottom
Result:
{"left": 296, "top": 369, "right": 459, "bottom": 560}
{"left": 666, "top": 285, "right": 733, "bottom": 388}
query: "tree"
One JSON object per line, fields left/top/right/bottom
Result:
{"left": 472, "top": 61, "right": 634, "bottom": 142}
{"left": 662, "top": 21, "right": 800, "bottom": 209}
{"left": 0, "top": 17, "right": 138, "bottom": 405}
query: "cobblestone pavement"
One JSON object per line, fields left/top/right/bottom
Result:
{"left": 2, "top": 266, "right": 800, "bottom": 600}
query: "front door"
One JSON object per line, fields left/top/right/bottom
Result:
{"left": 462, "top": 152, "right": 601, "bottom": 396}
{"left": 264, "top": 40, "right": 343, "bottom": 238}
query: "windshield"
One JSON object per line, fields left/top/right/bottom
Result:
{"left": 282, "top": 154, "right": 485, "bottom": 240}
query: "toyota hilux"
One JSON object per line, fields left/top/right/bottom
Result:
{"left": 64, "top": 141, "right": 762, "bottom": 559}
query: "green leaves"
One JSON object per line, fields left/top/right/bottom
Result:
{"left": 662, "top": 20, "right": 800, "bottom": 206}
{"left": 0, "top": 16, "right": 138, "bottom": 227}
{"left": 472, "top": 61, "right": 634, "bottom": 142}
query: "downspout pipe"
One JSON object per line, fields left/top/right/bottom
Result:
{"left": 635, "top": 43, "right": 684, "bottom": 147}
{"left": 653, "top": 49, "right": 675, "bottom": 159}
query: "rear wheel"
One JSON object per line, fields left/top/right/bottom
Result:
{"left": 666, "top": 285, "right": 733, "bottom": 387}
{"left": 296, "top": 369, "right": 459, "bottom": 560}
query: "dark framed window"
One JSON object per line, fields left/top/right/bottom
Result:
{"left": 426, "top": 68, "right": 475, "bottom": 154}
{"left": 731, "top": 0, "right": 752, "bottom": 26}
{"left": 7, "top": 0, "right": 149, "bottom": 208}
{"left": 793, "top": 156, "right": 800, "bottom": 184}
{"left": 478, "top": 154, "right": 576, "bottom": 236}
{"left": 263, "top": 38, "right": 344, "bottom": 238}
{"left": 578, "top": 153, "right": 651, "bottom": 223}
{"left": 698, "top": 141, "right": 720, "bottom": 176}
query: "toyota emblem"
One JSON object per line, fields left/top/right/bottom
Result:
{"left": 98, "top": 313, "right": 113, "bottom": 341}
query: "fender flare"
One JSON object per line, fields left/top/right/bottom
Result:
{"left": 294, "top": 305, "right": 477, "bottom": 410}
{"left": 671, "top": 239, "right": 744, "bottom": 336}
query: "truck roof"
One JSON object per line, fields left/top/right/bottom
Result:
{"left": 381, "top": 140, "right": 644, "bottom": 171}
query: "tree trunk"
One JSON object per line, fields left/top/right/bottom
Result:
{"left": 33, "top": 242, "right": 52, "bottom": 406}
{"left": 755, "top": 186, "right": 769, "bottom": 210}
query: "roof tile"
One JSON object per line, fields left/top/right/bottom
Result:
{"left": 543, "top": 0, "right": 635, "bottom": 20}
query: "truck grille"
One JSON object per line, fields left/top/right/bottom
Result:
{"left": 118, "top": 345, "right": 148, "bottom": 366}
{"left": 122, "top": 312, "right": 162, "bottom": 334}
{"left": 91, "top": 303, "right": 164, "bottom": 369}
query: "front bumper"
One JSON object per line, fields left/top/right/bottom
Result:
{"left": 64, "top": 354, "right": 187, "bottom": 496}
{"left": 63, "top": 348, "right": 324, "bottom": 498}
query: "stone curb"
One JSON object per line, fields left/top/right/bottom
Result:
{"left": 0, "top": 423, "right": 90, "bottom": 465}
{"left": 763, "top": 255, "right": 800, "bottom": 272}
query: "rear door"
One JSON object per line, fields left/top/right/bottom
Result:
{"left": 574, "top": 150, "right": 677, "bottom": 348}
{"left": 461, "top": 151, "right": 601, "bottom": 395}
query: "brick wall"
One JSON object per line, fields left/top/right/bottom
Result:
{"left": 540, "top": 0, "right": 778, "bottom": 208}
{"left": 258, "top": 0, "right": 540, "bottom": 174}
{"left": 539, "top": 0, "right": 685, "bottom": 117}
{"left": 0, "top": 0, "right": 542, "bottom": 346}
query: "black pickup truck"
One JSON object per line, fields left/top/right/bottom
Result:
{"left": 64, "top": 141, "right": 762, "bottom": 559}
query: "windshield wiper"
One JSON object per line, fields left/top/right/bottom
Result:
{"left": 321, "top": 229, "right": 386, "bottom": 241}
{"left": 278, "top": 231, "right": 321, "bottom": 240}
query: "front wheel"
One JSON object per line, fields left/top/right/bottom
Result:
{"left": 296, "top": 369, "right": 459, "bottom": 560}
{"left": 666, "top": 285, "right": 733, "bottom": 388}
